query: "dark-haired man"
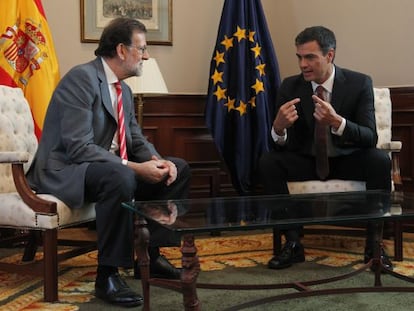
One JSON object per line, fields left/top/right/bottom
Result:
{"left": 27, "top": 17, "right": 191, "bottom": 307}
{"left": 258, "top": 26, "right": 392, "bottom": 271}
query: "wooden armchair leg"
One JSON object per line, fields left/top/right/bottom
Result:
{"left": 22, "top": 231, "right": 41, "bottom": 262}
{"left": 43, "top": 228, "right": 58, "bottom": 302}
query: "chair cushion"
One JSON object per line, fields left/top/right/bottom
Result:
{"left": 0, "top": 86, "right": 96, "bottom": 230}
{"left": 0, "top": 86, "right": 38, "bottom": 194}
{"left": 373, "top": 88, "right": 392, "bottom": 149}
{"left": 0, "top": 192, "right": 95, "bottom": 230}
{"left": 288, "top": 180, "right": 366, "bottom": 194}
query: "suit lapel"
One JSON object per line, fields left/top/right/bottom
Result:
{"left": 94, "top": 58, "right": 116, "bottom": 121}
{"left": 331, "top": 66, "right": 346, "bottom": 112}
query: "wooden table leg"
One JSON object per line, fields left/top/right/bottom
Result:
{"left": 134, "top": 215, "right": 151, "bottom": 311}
{"left": 371, "top": 221, "right": 383, "bottom": 287}
{"left": 181, "top": 234, "right": 201, "bottom": 311}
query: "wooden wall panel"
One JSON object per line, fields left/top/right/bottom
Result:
{"left": 140, "top": 95, "right": 234, "bottom": 198}
{"left": 139, "top": 88, "right": 414, "bottom": 197}
{"left": 390, "top": 87, "right": 414, "bottom": 192}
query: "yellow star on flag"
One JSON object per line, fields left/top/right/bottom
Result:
{"left": 221, "top": 35, "right": 234, "bottom": 51}
{"left": 211, "top": 69, "right": 224, "bottom": 85}
{"left": 234, "top": 26, "right": 247, "bottom": 42}
{"left": 248, "top": 31, "right": 256, "bottom": 42}
{"left": 252, "top": 79, "right": 264, "bottom": 94}
{"left": 248, "top": 96, "right": 257, "bottom": 108}
{"left": 251, "top": 43, "right": 261, "bottom": 58}
{"left": 214, "top": 86, "right": 227, "bottom": 101}
{"left": 256, "top": 63, "right": 266, "bottom": 76}
{"left": 213, "top": 50, "right": 225, "bottom": 67}
{"left": 236, "top": 100, "right": 248, "bottom": 115}
{"left": 225, "top": 97, "right": 236, "bottom": 112}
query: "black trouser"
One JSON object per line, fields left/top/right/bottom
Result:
{"left": 258, "top": 148, "right": 391, "bottom": 246}
{"left": 84, "top": 157, "right": 191, "bottom": 268}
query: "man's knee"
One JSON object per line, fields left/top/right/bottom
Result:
{"left": 367, "top": 149, "right": 391, "bottom": 171}
{"left": 258, "top": 152, "right": 273, "bottom": 174}
{"left": 102, "top": 165, "right": 136, "bottom": 201}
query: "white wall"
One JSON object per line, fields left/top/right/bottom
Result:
{"left": 42, "top": 0, "right": 414, "bottom": 94}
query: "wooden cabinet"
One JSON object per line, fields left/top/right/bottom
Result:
{"left": 390, "top": 87, "right": 414, "bottom": 192}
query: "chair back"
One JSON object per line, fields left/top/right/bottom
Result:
{"left": 374, "top": 88, "right": 392, "bottom": 149}
{"left": 0, "top": 85, "right": 38, "bottom": 193}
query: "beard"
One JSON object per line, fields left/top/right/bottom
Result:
{"left": 135, "top": 64, "right": 143, "bottom": 76}
{"left": 128, "top": 62, "right": 143, "bottom": 77}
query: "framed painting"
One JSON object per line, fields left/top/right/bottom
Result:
{"left": 80, "top": 0, "right": 172, "bottom": 45}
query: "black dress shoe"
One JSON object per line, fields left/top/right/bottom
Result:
{"left": 134, "top": 255, "right": 181, "bottom": 279}
{"left": 268, "top": 241, "right": 305, "bottom": 270}
{"left": 95, "top": 272, "right": 143, "bottom": 307}
{"left": 364, "top": 245, "right": 393, "bottom": 271}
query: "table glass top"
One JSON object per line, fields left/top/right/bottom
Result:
{"left": 122, "top": 191, "right": 414, "bottom": 233}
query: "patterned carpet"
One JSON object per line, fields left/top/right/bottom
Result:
{"left": 1, "top": 230, "right": 414, "bottom": 310}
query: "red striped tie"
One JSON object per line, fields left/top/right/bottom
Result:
{"left": 115, "top": 82, "right": 128, "bottom": 160}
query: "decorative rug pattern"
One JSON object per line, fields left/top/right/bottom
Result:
{"left": 1, "top": 232, "right": 414, "bottom": 310}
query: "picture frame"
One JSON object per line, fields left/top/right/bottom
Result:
{"left": 80, "top": 0, "right": 172, "bottom": 46}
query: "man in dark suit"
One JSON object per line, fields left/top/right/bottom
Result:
{"left": 258, "top": 26, "right": 392, "bottom": 270}
{"left": 27, "top": 18, "right": 191, "bottom": 307}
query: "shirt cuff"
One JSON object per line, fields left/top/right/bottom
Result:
{"left": 331, "top": 117, "right": 346, "bottom": 136}
{"left": 271, "top": 127, "right": 287, "bottom": 145}
{"left": 121, "top": 159, "right": 128, "bottom": 166}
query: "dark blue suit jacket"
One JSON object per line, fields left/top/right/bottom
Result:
{"left": 274, "top": 66, "right": 378, "bottom": 156}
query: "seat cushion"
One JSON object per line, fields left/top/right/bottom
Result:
{"left": 288, "top": 180, "right": 366, "bottom": 194}
{"left": 0, "top": 192, "right": 95, "bottom": 230}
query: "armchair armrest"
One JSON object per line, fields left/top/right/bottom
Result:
{"left": 0, "top": 151, "right": 30, "bottom": 163}
{"left": 378, "top": 141, "right": 403, "bottom": 191}
{"left": 10, "top": 163, "right": 57, "bottom": 214}
{"left": 0, "top": 151, "right": 57, "bottom": 214}
{"left": 379, "top": 141, "right": 402, "bottom": 153}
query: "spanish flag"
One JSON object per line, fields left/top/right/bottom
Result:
{"left": 0, "top": 0, "right": 60, "bottom": 139}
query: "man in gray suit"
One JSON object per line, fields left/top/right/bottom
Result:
{"left": 27, "top": 17, "right": 191, "bottom": 307}
{"left": 258, "top": 26, "right": 392, "bottom": 271}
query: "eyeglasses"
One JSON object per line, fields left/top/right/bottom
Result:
{"left": 127, "top": 44, "right": 147, "bottom": 55}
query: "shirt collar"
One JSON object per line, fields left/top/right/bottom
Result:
{"left": 101, "top": 57, "right": 118, "bottom": 85}
{"left": 311, "top": 65, "right": 335, "bottom": 93}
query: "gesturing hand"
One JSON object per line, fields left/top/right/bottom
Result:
{"left": 273, "top": 98, "right": 301, "bottom": 135}
{"left": 312, "top": 94, "right": 342, "bottom": 129}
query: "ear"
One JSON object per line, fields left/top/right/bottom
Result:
{"left": 116, "top": 43, "right": 127, "bottom": 61}
{"left": 326, "top": 48, "right": 335, "bottom": 63}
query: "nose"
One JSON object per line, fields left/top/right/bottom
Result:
{"left": 142, "top": 49, "right": 150, "bottom": 60}
{"left": 298, "top": 57, "right": 307, "bottom": 69}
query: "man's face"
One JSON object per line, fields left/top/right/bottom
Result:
{"left": 123, "top": 31, "right": 149, "bottom": 77}
{"left": 296, "top": 40, "right": 334, "bottom": 84}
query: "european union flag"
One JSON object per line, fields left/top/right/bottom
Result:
{"left": 205, "top": 0, "right": 281, "bottom": 195}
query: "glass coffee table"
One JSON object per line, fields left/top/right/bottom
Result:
{"left": 123, "top": 191, "right": 414, "bottom": 311}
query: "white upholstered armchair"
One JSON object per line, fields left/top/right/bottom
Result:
{"left": 0, "top": 85, "right": 96, "bottom": 302}
{"left": 274, "top": 88, "right": 403, "bottom": 260}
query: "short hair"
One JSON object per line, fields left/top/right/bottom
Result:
{"left": 295, "top": 26, "right": 336, "bottom": 55}
{"left": 95, "top": 17, "right": 147, "bottom": 58}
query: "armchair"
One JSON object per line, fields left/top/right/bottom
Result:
{"left": 274, "top": 88, "right": 403, "bottom": 260}
{"left": 0, "top": 85, "right": 96, "bottom": 302}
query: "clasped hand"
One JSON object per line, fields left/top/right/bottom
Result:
{"left": 129, "top": 155, "right": 177, "bottom": 186}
